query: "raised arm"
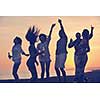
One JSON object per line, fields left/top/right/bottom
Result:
{"left": 58, "top": 19, "right": 67, "bottom": 39}
{"left": 58, "top": 19, "right": 64, "bottom": 31}
{"left": 68, "top": 38, "right": 75, "bottom": 48}
{"left": 48, "top": 23, "right": 56, "bottom": 38}
{"left": 89, "top": 25, "right": 94, "bottom": 40}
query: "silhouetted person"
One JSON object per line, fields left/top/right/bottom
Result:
{"left": 55, "top": 19, "right": 68, "bottom": 81}
{"left": 77, "top": 26, "right": 94, "bottom": 82}
{"left": 68, "top": 32, "right": 82, "bottom": 82}
{"left": 37, "top": 24, "right": 56, "bottom": 79}
{"left": 26, "top": 26, "right": 42, "bottom": 80}
{"left": 8, "top": 36, "right": 29, "bottom": 80}
{"left": 69, "top": 26, "right": 94, "bottom": 82}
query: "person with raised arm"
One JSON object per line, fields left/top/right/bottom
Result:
{"left": 68, "top": 25, "right": 94, "bottom": 82}
{"left": 55, "top": 19, "right": 68, "bottom": 82}
{"left": 37, "top": 23, "right": 56, "bottom": 79}
{"left": 77, "top": 25, "right": 94, "bottom": 82}
{"left": 68, "top": 32, "right": 82, "bottom": 82}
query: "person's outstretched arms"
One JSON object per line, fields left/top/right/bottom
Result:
{"left": 68, "top": 38, "right": 75, "bottom": 48}
{"left": 48, "top": 23, "right": 56, "bottom": 38}
{"left": 89, "top": 25, "right": 94, "bottom": 40}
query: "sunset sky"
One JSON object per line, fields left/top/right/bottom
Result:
{"left": 0, "top": 16, "right": 100, "bottom": 79}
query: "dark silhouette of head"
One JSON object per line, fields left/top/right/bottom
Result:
{"left": 13, "top": 36, "right": 22, "bottom": 45}
{"left": 82, "top": 29, "right": 89, "bottom": 39}
{"left": 59, "top": 29, "right": 65, "bottom": 38}
{"left": 76, "top": 32, "right": 81, "bottom": 39}
{"left": 26, "top": 27, "right": 38, "bottom": 44}
{"left": 39, "top": 34, "right": 47, "bottom": 43}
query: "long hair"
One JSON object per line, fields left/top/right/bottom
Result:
{"left": 25, "top": 26, "right": 39, "bottom": 44}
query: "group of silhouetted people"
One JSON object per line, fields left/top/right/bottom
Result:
{"left": 8, "top": 19, "right": 94, "bottom": 82}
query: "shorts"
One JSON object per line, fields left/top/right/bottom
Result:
{"left": 55, "top": 53, "right": 67, "bottom": 68}
{"left": 39, "top": 56, "right": 51, "bottom": 62}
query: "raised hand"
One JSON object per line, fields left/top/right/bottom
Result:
{"left": 58, "top": 19, "right": 62, "bottom": 23}
{"left": 70, "top": 38, "right": 73, "bottom": 42}
{"left": 91, "top": 25, "right": 94, "bottom": 30}
{"left": 48, "top": 23, "right": 56, "bottom": 37}
{"left": 51, "top": 23, "right": 56, "bottom": 28}
{"left": 88, "top": 25, "right": 94, "bottom": 40}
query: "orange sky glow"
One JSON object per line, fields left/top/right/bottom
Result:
{"left": 0, "top": 16, "right": 100, "bottom": 79}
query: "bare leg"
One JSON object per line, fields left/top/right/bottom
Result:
{"left": 55, "top": 67, "right": 61, "bottom": 81}
{"left": 13, "top": 62, "right": 21, "bottom": 80}
{"left": 46, "top": 61, "right": 50, "bottom": 78}
{"left": 40, "top": 62, "right": 45, "bottom": 79}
